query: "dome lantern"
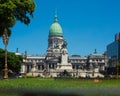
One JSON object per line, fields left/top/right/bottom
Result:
{"left": 54, "top": 15, "right": 58, "bottom": 22}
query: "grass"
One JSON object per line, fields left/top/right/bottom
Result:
{"left": 0, "top": 78, "right": 120, "bottom": 96}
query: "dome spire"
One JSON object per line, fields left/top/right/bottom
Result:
{"left": 54, "top": 9, "right": 58, "bottom": 22}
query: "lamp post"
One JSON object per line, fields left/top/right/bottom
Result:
{"left": 92, "top": 65, "right": 94, "bottom": 77}
{"left": 116, "top": 61, "right": 119, "bottom": 79}
{"left": 24, "top": 51, "right": 27, "bottom": 78}
{"left": 2, "top": 29, "right": 9, "bottom": 80}
{"left": 117, "top": 65, "right": 119, "bottom": 79}
{"left": 43, "top": 57, "right": 47, "bottom": 77}
{"left": 31, "top": 60, "right": 36, "bottom": 77}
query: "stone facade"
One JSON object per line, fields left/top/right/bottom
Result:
{"left": 20, "top": 53, "right": 106, "bottom": 78}
{"left": 20, "top": 15, "right": 106, "bottom": 78}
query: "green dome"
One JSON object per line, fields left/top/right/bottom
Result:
{"left": 49, "top": 15, "right": 62, "bottom": 36}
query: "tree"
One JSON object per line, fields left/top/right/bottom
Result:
{"left": 0, "top": 48, "right": 22, "bottom": 74}
{"left": 116, "top": 60, "right": 120, "bottom": 78}
{"left": 0, "top": 0, "right": 35, "bottom": 79}
{"left": 0, "top": 0, "right": 36, "bottom": 37}
{"left": 58, "top": 70, "right": 72, "bottom": 77}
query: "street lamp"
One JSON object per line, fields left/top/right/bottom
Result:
{"left": 24, "top": 51, "right": 27, "bottom": 78}
{"left": 2, "top": 29, "right": 9, "bottom": 80}
{"left": 43, "top": 61, "right": 47, "bottom": 77}
{"left": 116, "top": 61, "right": 119, "bottom": 79}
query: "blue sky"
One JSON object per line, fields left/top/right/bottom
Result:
{"left": 0, "top": 0, "right": 120, "bottom": 56}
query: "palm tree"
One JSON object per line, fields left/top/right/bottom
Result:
{"left": 0, "top": 0, "right": 35, "bottom": 79}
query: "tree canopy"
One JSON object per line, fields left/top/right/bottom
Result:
{"left": 0, "top": 48, "right": 23, "bottom": 73}
{"left": 0, "top": 0, "right": 35, "bottom": 37}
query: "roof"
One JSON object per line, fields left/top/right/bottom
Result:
{"left": 49, "top": 15, "right": 62, "bottom": 36}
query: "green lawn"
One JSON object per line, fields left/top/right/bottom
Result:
{"left": 0, "top": 78, "right": 120, "bottom": 96}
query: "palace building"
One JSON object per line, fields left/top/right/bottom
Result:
{"left": 20, "top": 15, "right": 106, "bottom": 78}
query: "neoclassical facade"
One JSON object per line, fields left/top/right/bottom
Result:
{"left": 20, "top": 15, "right": 106, "bottom": 78}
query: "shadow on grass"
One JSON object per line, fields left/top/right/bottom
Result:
{"left": 1, "top": 88, "right": 120, "bottom": 96}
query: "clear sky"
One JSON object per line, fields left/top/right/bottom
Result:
{"left": 0, "top": 0, "right": 120, "bottom": 56}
